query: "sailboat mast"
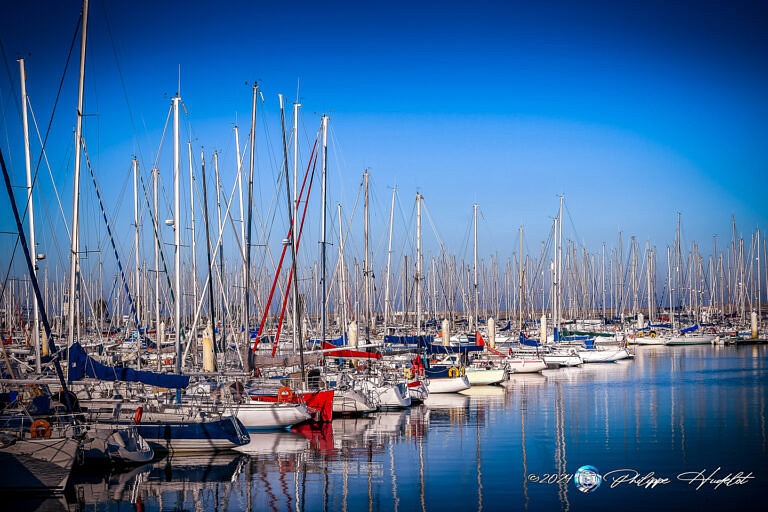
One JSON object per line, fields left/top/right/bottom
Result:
{"left": 363, "top": 170, "right": 371, "bottom": 340}
{"left": 416, "top": 193, "right": 423, "bottom": 334}
{"left": 66, "top": 0, "right": 89, "bottom": 350}
{"left": 518, "top": 226, "right": 523, "bottom": 332}
{"left": 19, "top": 58, "right": 41, "bottom": 372}
{"left": 472, "top": 203, "right": 479, "bottom": 334}
{"left": 279, "top": 94, "right": 304, "bottom": 383}
{"left": 153, "top": 166, "right": 161, "bottom": 368}
{"left": 133, "top": 157, "right": 141, "bottom": 369}
{"left": 384, "top": 186, "right": 396, "bottom": 332}
{"left": 187, "top": 141, "right": 198, "bottom": 324}
{"left": 200, "top": 149, "right": 217, "bottom": 367}
{"left": 213, "top": 151, "right": 226, "bottom": 349}
{"left": 337, "top": 203, "right": 347, "bottom": 340}
{"left": 244, "top": 84, "right": 257, "bottom": 360}
{"left": 173, "top": 94, "right": 182, "bottom": 380}
{"left": 320, "top": 115, "right": 328, "bottom": 345}
{"left": 292, "top": 100, "right": 301, "bottom": 354}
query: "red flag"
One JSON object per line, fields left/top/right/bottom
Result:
{"left": 475, "top": 331, "right": 485, "bottom": 347}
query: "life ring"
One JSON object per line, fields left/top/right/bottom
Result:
{"left": 30, "top": 419, "right": 51, "bottom": 439}
{"left": 637, "top": 331, "right": 644, "bottom": 338}
{"left": 448, "top": 366, "right": 459, "bottom": 378}
{"left": 277, "top": 386, "right": 294, "bottom": 403}
{"left": 404, "top": 368, "right": 412, "bottom": 379}
{"left": 134, "top": 406, "right": 143, "bottom": 424}
{"left": 460, "top": 366, "right": 466, "bottom": 377}
{"left": 649, "top": 331, "right": 657, "bottom": 338}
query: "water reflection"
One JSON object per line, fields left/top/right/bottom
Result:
{"left": 59, "top": 346, "right": 767, "bottom": 511}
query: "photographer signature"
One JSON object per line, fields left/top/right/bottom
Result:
{"left": 602, "top": 468, "right": 754, "bottom": 490}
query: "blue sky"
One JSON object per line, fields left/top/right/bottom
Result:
{"left": 1, "top": 0, "right": 767, "bottom": 289}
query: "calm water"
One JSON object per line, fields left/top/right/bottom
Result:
{"left": 16, "top": 345, "right": 768, "bottom": 511}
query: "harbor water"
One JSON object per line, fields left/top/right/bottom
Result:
{"left": 16, "top": 344, "right": 768, "bottom": 511}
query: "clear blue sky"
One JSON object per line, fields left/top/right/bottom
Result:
{"left": 1, "top": 0, "right": 766, "bottom": 284}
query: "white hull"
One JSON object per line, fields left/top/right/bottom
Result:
{"left": 578, "top": 347, "right": 631, "bottom": 363}
{"left": 235, "top": 402, "right": 311, "bottom": 430}
{"left": 633, "top": 337, "right": 666, "bottom": 346}
{"left": 427, "top": 376, "right": 471, "bottom": 394}
{"left": 465, "top": 368, "right": 506, "bottom": 385}
{"left": 506, "top": 358, "right": 547, "bottom": 374}
{"left": 333, "top": 389, "right": 376, "bottom": 415}
{"left": 665, "top": 334, "right": 715, "bottom": 345}
{"left": 358, "top": 380, "right": 411, "bottom": 409}
{"left": 543, "top": 354, "right": 583, "bottom": 367}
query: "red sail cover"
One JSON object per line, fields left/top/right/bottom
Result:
{"left": 322, "top": 341, "right": 382, "bottom": 359}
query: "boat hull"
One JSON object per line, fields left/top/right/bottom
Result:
{"left": 235, "top": 402, "right": 311, "bottom": 430}
{"left": 426, "top": 376, "right": 471, "bottom": 394}
{"left": 133, "top": 415, "right": 250, "bottom": 452}
{"left": 0, "top": 435, "right": 79, "bottom": 493}
{"left": 506, "top": 358, "right": 547, "bottom": 374}
{"left": 465, "top": 368, "right": 506, "bottom": 384}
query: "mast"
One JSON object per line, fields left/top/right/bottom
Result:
{"left": 19, "top": 58, "right": 41, "bottom": 372}
{"left": 200, "top": 149, "right": 217, "bottom": 369}
{"left": 320, "top": 115, "right": 328, "bottom": 345}
{"left": 518, "top": 226, "right": 523, "bottom": 332}
{"left": 66, "top": 0, "right": 89, "bottom": 350}
{"left": 153, "top": 166, "right": 161, "bottom": 368}
{"left": 234, "top": 124, "right": 245, "bottom": 322}
{"left": 555, "top": 195, "right": 563, "bottom": 338}
{"left": 173, "top": 94, "right": 182, "bottom": 384}
{"left": 363, "top": 170, "right": 371, "bottom": 341}
{"left": 213, "top": 151, "right": 226, "bottom": 350}
{"left": 244, "top": 84, "right": 257, "bottom": 361}
{"left": 291, "top": 99, "right": 301, "bottom": 354}
{"left": 667, "top": 245, "right": 674, "bottom": 332}
{"left": 337, "top": 203, "right": 347, "bottom": 339}
{"left": 384, "top": 186, "right": 396, "bottom": 332}
{"left": 187, "top": 141, "right": 198, "bottom": 325}
{"left": 133, "top": 156, "right": 141, "bottom": 369}
{"left": 279, "top": 94, "right": 304, "bottom": 383}
{"left": 416, "top": 193, "right": 423, "bottom": 334}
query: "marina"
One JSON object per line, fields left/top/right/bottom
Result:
{"left": 4, "top": 345, "right": 767, "bottom": 511}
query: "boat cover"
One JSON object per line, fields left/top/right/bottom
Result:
{"left": 67, "top": 341, "right": 190, "bottom": 388}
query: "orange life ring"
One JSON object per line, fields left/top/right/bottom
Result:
{"left": 277, "top": 386, "right": 294, "bottom": 403}
{"left": 30, "top": 419, "right": 51, "bottom": 439}
{"left": 134, "top": 406, "right": 143, "bottom": 424}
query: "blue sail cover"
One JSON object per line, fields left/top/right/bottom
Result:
{"left": 680, "top": 324, "right": 699, "bottom": 334}
{"left": 519, "top": 332, "right": 541, "bottom": 347}
{"left": 68, "top": 342, "right": 190, "bottom": 388}
{"left": 500, "top": 321, "right": 511, "bottom": 332}
{"left": 383, "top": 334, "right": 430, "bottom": 345}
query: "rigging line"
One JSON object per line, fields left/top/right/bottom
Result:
{"left": 134, "top": 117, "right": 176, "bottom": 306}
{"left": 0, "top": 146, "right": 66, "bottom": 386}
{"left": 9, "top": 11, "right": 81, "bottom": 233}
{"left": 270, "top": 145, "right": 319, "bottom": 357}
{"left": 251, "top": 136, "right": 319, "bottom": 353}
{"left": 27, "top": 99, "right": 71, "bottom": 240}
{"left": 80, "top": 134, "right": 141, "bottom": 331}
